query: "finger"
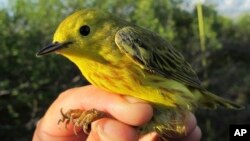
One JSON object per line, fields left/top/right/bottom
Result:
{"left": 38, "top": 85, "right": 152, "bottom": 136}
{"left": 32, "top": 118, "right": 87, "bottom": 141}
{"left": 139, "top": 132, "right": 159, "bottom": 141}
{"left": 167, "top": 112, "right": 198, "bottom": 140}
{"left": 87, "top": 118, "right": 138, "bottom": 141}
{"left": 184, "top": 112, "right": 197, "bottom": 136}
{"left": 139, "top": 112, "right": 198, "bottom": 141}
{"left": 180, "top": 126, "right": 202, "bottom": 141}
{"left": 57, "top": 85, "right": 153, "bottom": 126}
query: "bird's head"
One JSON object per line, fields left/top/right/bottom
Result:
{"left": 37, "top": 9, "right": 121, "bottom": 61}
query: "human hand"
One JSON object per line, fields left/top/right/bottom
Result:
{"left": 32, "top": 85, "right": 201, "bottom": 141}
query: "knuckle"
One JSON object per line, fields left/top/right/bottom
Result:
{"left": 57, "top": 87, "right": 80, "bottom": 100}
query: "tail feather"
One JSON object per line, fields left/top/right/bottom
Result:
{"left": 200, "top": 91, "right": 244, "bottom": 109}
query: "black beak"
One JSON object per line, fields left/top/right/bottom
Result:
{"left": 36, "top": 41, "right": 72, "bottom": 56}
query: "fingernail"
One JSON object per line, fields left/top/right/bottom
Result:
{"left": 185, "top": 112, "right": 197, "bottom": 133}
{"left": 101, "top": 120, "right": 121, "bottom": 141}
{"left": 95, "top": 119, "right": 138, "bottom": 141}
{"left": 102, "top": 120, "right": 114, "bottom": 135}
{"left": 94, "top": 120, "right": 117, "bottom": 141}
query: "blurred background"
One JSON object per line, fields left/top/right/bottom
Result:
{"left": 0, "top": 0, "right": 249, "bottom": 140}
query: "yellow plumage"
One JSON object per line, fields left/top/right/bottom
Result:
{"left": 37, "top": 9, "right": 243, "bottom": 140}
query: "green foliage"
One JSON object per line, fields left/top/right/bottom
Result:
{"left": 0, "top": 0, "right": 249, "bottom": 140}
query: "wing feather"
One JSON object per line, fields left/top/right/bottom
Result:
{"left": 115, "top": 26, "right": 203, "bottom": 89}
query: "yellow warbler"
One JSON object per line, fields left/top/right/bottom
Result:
{"left": 37, "top": 9, "right": 243, "bottom": 140}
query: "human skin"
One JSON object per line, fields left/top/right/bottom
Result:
{"left": 32, "top": 85, "right": 201, "bottom": 141}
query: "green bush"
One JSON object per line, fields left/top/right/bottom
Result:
{"left": 0, "top": 0, "right": 249, "bottom": 140}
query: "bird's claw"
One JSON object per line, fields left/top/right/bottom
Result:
{"left": 58, "top": 108, "right": 105, "bottom": 134}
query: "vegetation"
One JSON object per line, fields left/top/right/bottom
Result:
{"left": 0, "top": 0, "right": 249, "bottom": 140}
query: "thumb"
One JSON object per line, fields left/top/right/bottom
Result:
{"left": 87, "top": 118, "right": 138, "bottom": 141}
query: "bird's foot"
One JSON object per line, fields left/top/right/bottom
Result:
{"left": 58, "top": 108, "right": 105, "bottom": 134}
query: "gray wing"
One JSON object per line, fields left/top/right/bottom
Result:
{"left": 115, "top": 26, "right": 203, "bottom": 89}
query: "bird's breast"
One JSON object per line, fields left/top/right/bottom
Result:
{"left": 75, "top": 55, "right": 176, "bottom": 106}
{"left": 85, "top": 60, "right": 142, "bottom": 94}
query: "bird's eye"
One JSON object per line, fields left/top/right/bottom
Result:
{"left": 79, "top": 25, "right": 90, "bottom": 36}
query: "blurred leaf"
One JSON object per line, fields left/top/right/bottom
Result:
{"left": 0, "top": 0, "right": 249, "bottom": 140}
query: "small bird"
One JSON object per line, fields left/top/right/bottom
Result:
{"left": 37, "top": 9, "right": 243, "bottom": 140}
